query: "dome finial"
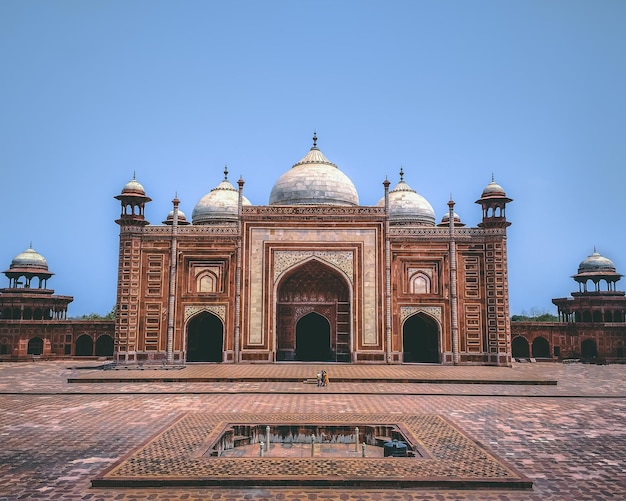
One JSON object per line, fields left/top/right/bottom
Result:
{"left": 133, "top": 170, "right": 136, "bottom": 180}
{"left": 224, "top": 164, "right": 229, "bottom": 180}
{"left": 312, "top": 131, "right": 318, "bottom": 149}
{"left": 491, "top": 173, "right": 495, "bottom": 182}
{"left": 399, "top": 166, "right": 404, "bottom": 181}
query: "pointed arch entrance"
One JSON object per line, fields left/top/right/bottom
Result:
{"left": 296, "top": 312, "right": 331, "bottom": 361}
{"left": 27, "top": 337, "right": 43, "bottom": 356}
{"left": 186, "top": 312, "right": 223, "bottom": 362}
{"left": 512, "top": 336, "right": 530, "bottom": 358}
{"left": 581, "top": 339, "right": 597, "bottom": 359}
{"left": 95, "top": 335, "right": 114, "bottom": 357}
{"left": 276, "top": 259, "right": 350, "bottom": 362}
{"left": 75, "top": 334, "right": 93, "bottom": 356}
{"left": 402, "top": 313, "right": 440, "bottom": 363}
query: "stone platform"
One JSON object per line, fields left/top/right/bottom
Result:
{"left": 68, "top": 362, "right": 558, "bottom": 385}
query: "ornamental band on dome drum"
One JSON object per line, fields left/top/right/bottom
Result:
{"left": 112, "top": 134, "right": 514, "bottom": 366}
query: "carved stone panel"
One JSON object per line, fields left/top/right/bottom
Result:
{"left": 274, "top": 250, "right": 354, "bottom": 284}
{"left": 400, "top": 305, "right": 442, "bottom": 325}
{"left": 184, "top": 304, "right": 226, "bottom": 323}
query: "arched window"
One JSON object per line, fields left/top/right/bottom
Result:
{"left": 581, "top": 339, "right": 597, "bottom": 359}
{"left": 27, "top": 337, "right": 43, "bottom": 355}
{"left": 197, "top": 272, "right": 217, "bottom": 293}
{"left": 409, "top": 272, "right": 431, "bottom": 294}
{"left": 95, "top": 335, "right": 114, "bottom": 356}
{"left": 605, "top": 311, "right": 613, "bottom": 322}
{"left": 75, "top": 335, "right": 93, "bottom": 357}
{"left": 582, "top": 311, "right": 592, "bottom": 322}
{"left": 532, "top": 337, "right": 551, "bottom": 358}
{"left": 593, "top": 311, "right": 602, "bottom": 323}
{"left": 512, "top": 336, "right": 530, "bottom": 358}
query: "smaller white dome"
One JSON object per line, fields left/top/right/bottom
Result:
{"left": 378, "top": 171, "right": 435, "bottom": 226}
{"left": 121, "top": 176, "right": 146, "bottom": 196}
{"left": 163, "top": 209, "right": 190, "bottom": 225}
{"left": 192, "top": 175, "right": 251, "bottom": 224}
{"left": 578, "top": 250, "right": 616, "bottom": 274}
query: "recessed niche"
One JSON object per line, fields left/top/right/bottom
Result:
{"left": 200, "top": 422, "right": 427, "bottom": 458}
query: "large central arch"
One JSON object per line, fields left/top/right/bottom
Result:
{"left": 276, "top": 259, "right": 350, "bottom": 362}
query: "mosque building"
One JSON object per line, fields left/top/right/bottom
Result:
{"left": 113, "top": 134, "right": 514, "bottom": 366}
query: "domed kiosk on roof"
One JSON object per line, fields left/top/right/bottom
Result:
{"left": 269, "top": 133, "right": 359, "bottom": 206}
{"left": 573, "top": 248, "right": 622, "bottom": 293}
{"left": 377, "top": 168, "right": 435, "bottom": 226}
{"left": 475, "top": 175, "right": 512, "bottom": 228}
{"left": 3, "top": 245, "right": 53, "bottom": 290}
{"left": 192, "top": 167, "right": 251, "bottom": 224}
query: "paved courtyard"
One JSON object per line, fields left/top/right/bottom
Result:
{"left": 0, "top": 360, "right": 625, "bottom": 500}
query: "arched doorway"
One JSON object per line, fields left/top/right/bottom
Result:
{"left": 75, "top": 335, "right": 93, "bottom": 356}
{"left": 276, "top": 259, "right": 350, "bottom": 362}
{"left": 581, "top": 339, "right": 597, "bottom": 359}
{"left": 95, "top": 335, "right": 114, "bottom": 356}
{"left": 402, "top": 313, "right": 439, "bottom": 363}
{"left": 296, "top": 312, "right": 331, "bottom": 361}
{"left": 512, "top": 336, "right": 530, "bottom": 358}
{"left": 186, "top": 312, "right": 223, "bottom": 362}
{"left": 27, "top": 337, "right": 43, "bottom": 355}
{"left": 532, "top": 336, "right": 550, "bottom": 358}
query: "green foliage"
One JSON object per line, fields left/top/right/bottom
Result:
{"left": 71, "top": 305, "right": 116, "bottom": 320}
{"left": 511, "top": 312, "right": 558, "bottom": 322}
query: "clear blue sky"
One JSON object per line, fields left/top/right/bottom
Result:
{"left": 1, "top": 0, "right": 625, "bottom": 317}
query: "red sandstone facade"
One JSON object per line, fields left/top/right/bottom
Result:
{"left": 113, "top": 138, "right": 514, "bottom": 366}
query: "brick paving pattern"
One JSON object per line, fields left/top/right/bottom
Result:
{"left": 0, "top": 361, "right": 625, "bottom": 499}
{"left": 94, "top": 412, "right": 529, "bottom": 489}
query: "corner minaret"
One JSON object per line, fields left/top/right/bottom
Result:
{"left": 114, "top": 174, "right": 152, "bottom": 226}
{"left": 476, "top": 175, "right": 512, "bottom": 228}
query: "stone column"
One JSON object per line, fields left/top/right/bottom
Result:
{"left": 383, "top": 178, "right": 392, "bottom": 363}
{"left": 448, "top": 199, "right": 460, "bottom": 365}
{"left": 166, "top": 197, "right": 179, "bottom": 365}
{"left": 235, "top": 177, "right": 244, "bottom": 363}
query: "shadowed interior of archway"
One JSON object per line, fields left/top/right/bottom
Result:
{"left": 403, "top": 314, "right": 439, "bottom": 363}
{"left": 187, "top": 312, "right": 223, "bottom": 362}
{"left": 296, "top": 312, "right": 331, "bottom": 361}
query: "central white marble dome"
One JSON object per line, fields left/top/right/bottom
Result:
{"left": 269, "top": 135, "right": 359, "bottom": 206}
